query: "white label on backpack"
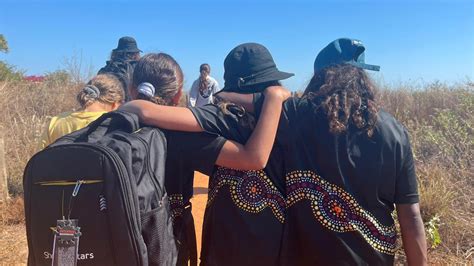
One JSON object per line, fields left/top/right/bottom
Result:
{"left": 52, "top": 219, "right": 81, "bottom": 266}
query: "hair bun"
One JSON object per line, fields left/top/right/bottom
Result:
{"left": 137, "top": 82, "right": 156, "bottom": 98}
{"left": 83, "top": 85, "right": 100, "bottom": 98}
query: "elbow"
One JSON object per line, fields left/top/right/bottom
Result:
{"left": 139, "top": 108, "right": 154, "bottom": 125}
{"left": 245, "top": 155, "right": 268, "bottom": 170}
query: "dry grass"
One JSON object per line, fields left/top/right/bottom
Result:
{"left": 0, "top": 77, "right": 473, "bottom": 264}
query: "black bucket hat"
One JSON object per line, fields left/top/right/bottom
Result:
{"left": 221, "top": 43, "right": 294, "bottom": 93}
{"left": 314, "top": 38, "right": 380, "bottom": 72}
{"left": 113, "top": 36, "right": 142, "bottom": 53}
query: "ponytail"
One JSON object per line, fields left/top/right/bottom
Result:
{"left": 199, "top": 64, "right": 211, "bottom": 94}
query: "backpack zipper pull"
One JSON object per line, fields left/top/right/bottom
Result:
{"left": 72, "top": 180, "right": 84, "bottom": 197}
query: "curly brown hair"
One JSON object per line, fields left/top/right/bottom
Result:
{"left": 303, "top": 64, "right": 379, "bottom": 137}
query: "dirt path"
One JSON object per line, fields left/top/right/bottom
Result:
{"left": 0, "top": 172, "right": 209, "bottom": 265}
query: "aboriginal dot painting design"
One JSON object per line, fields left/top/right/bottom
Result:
{"left": 207, "top": 167, "right": 286, "bottom": 223}
{"left": 286, "top": 170, "right": 397, "bottom": 255}
{"left": 169, "top": 194, "right": 184, "bottom": 222}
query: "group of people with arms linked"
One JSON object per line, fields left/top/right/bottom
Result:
{"left": 40, "top": 36, "right": 427, "bottom": 265}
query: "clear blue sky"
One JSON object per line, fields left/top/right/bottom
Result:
{"left": 1, "top": 0, "right": 473, "bottom": 91}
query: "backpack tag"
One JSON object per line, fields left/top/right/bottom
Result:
{"left": 52, "top": 219, "right": 81, "bottom": 266}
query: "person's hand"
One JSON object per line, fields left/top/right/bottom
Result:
{"left": 263, "top": 86, "right": 291, "bottom": 101}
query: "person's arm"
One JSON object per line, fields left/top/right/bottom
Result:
{"left": 119, "top": 86, "right": 290, "bottom": 170}
{"left": 393, "top": 128, "right": 427, "bottom": 265}
{"left": 397, "top": 203, "right": 428, "bottom": 265}
{"left": 214, "top": 86, "right": 287, "bottom": 169}
{"left": 215, "top": 92, "right": 255, "bottom": 113}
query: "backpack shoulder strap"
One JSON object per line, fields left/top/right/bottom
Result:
{"left": 77, "top": 110, "right": 141, "bottom": 142}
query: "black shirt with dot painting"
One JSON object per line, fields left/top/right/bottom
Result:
{"left": 190, "top": 103, "right": 287, "bottom": 266}
{"left": 279, "top": 96, "right": 419, "bottom": 265}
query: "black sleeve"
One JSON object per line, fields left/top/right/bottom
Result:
{"left": 167, "top": 131, "right": 226, "bottom": 176}
{"left": 188, "top": 105, "right": 249, "bottom": 143}
{"left": 394, "top": 128, "right": 420, "bottom": 204}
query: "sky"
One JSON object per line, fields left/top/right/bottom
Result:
{"left": 1, "top": 0, "right": 473, "bottom": 91}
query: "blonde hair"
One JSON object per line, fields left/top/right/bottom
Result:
{"left": 77, "top": 74, "right": 125, "bottom": 108}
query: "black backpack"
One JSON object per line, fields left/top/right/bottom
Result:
{"left": 24, "top": 111, "right": 178, "bottom": 266}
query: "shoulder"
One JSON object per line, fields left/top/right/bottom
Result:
{"left": 191, "top": 79, "right": 200, "bottom": 87}
{"left": 208, "top": 76, "right": 218, "bottom": 84}
{"left": 49, "top": 111, "right": 74, "bottom": 125}
{"left": 374, "top": 110, "right": 410, "bottom": 146}
{"left": 283, "top": 96, "right": 314, "bottom": 120}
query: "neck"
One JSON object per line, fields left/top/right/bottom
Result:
{"left": 84, "top": 101, "right": 111, "bottom": 112}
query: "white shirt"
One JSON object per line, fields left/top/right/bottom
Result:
{"left": 188, "top": 76, "right": 220, "bottom": 107}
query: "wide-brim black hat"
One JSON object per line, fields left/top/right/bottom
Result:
{"left": 113, "top": 36, "right": 142, "bottom": 53}
{"left": 221, "top": 43, "right": 294, "bottom": 93}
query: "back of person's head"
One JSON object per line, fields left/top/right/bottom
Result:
{"left": 131, "top": 53, "right": 184, "bottom": 106}
{"left": 221, "top": 43, "right": 293, "bottom": 94}
{"left": 111, "top": 51, "right": 140, "bottom": 61}
{"left": 304, "top": 64, "right": 379, "bottom": 137}
{"left": 77, "top": 74, "right": 125, "bottom": 109}
{"left": 110, "top": 36, "right": 142, "bottom": 62}
{"left": 199, "top": 63, "right": 211, "bottom": 93}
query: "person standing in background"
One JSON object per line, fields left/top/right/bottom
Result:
{"left": 98, "top": 36, "right": 142, "bottom": 101}
{"left": 188, "top": 63, "right": 220, "bottom": 107}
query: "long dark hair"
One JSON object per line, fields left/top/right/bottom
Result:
{"left": 199, "top": 63, "right": 211, "bottom": 94}
{"left": 303, "top": 64, "right": 379, "bottom": 137}
{"left": 132, "top": 53, "right": 183, "bottom": 106}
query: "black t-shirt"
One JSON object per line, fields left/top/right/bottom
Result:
{"left": 190, "top": 103, "right": 287, "bottom": 266}
{"left": 163, "top": 130, "right": 226, "bottom": 266}
{"left": 279, "top": 97, "right": 419, "bottom": 265}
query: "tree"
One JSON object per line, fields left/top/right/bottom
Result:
{"left": 0, "top": 34, "right": 9, "bottom": 53}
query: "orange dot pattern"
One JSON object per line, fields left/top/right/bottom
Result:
{"left": 207, "top": 167, "right": 286, "bottom": 223}
{"left": 286, "top": 170, "right": 397, "bottom": 255}
{"left": 169, "top": 194, "right": 184, "bottom": 222}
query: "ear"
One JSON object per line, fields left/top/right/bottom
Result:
{"left": 110, "top": 102, "right": 121, "bottom": 111}
{"left": 171, "top": 89, "right": 183, "bottom": 106}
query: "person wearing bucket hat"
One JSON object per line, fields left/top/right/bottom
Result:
{"left": 118, "top": 52, "right": 290, "bottom": 266}
{"left": 221, "top": 42, "right": 294, "bottom": 93}
{"left": 118, "top": 42, "right": 293, "bottom": 265}
{"left": 98, "top": 36, "right": 142, "bottom": 102}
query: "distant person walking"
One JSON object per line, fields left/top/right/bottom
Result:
{"left": 98, "top": 36, "right": 142, "bottom": 101}
{"left": 39, "top": 74, "right": 124, "bottom": 149}
{"left": 188, "top": 63, "right": 220, "bottom": 107}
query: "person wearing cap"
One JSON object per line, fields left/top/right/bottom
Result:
{"left": 188, "top": 63, "right": 220, "bottom": 107}
{"left": 39, "top": 74, "right": 124, "bottom": 149}
{"left": 98, "top": 36, "right": 142, "bottom": 102}
{"left": 120, "top": 43, "right": 294, "bottom": 265}
{"left": 271, "top": 38, "right": 426, "bottom": 265}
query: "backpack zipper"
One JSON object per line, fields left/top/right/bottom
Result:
{"left": 41, "top": 143, "right": 142, "bottom": 266}
{"left": 35, "top": 180, "right": 103, "bottom": 186}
